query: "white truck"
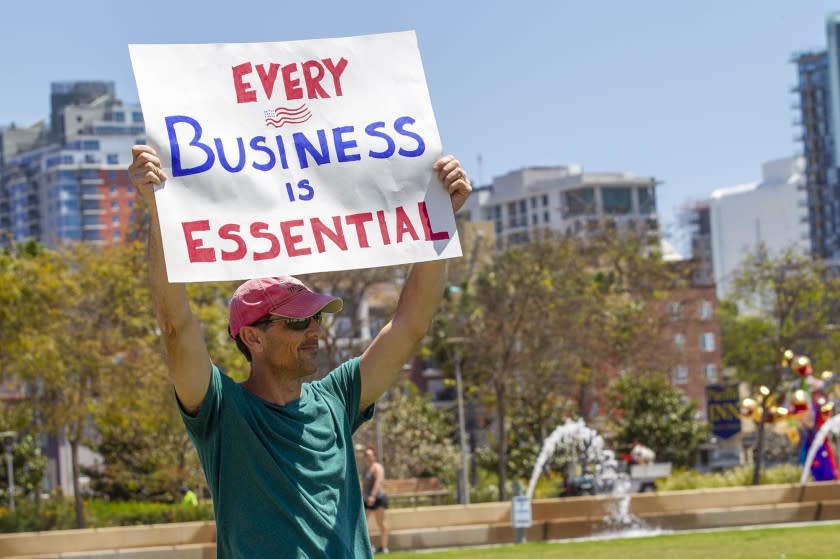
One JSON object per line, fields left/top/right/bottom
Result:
{"left": 629, "top": 462, "right": 672, "bottom": 492}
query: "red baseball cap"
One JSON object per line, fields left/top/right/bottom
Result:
{"left": 228, "top": 276, "right": 343, "bottom": 338}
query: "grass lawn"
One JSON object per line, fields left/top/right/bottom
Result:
{"left": 385, "top": 522, "right": 840, "bottom": 558}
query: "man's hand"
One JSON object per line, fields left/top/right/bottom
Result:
{"left": 433, "top": 155, "right": 472, "bottom": 213}
{"left": 129, "top": 145, "right": 167, "bottom": 201}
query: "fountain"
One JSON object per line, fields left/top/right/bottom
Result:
{"left": 525, "top": 418, "right": 604, "bottom": 500}
{"left": 524, "top": 418, "right": 663, "bottom": 537}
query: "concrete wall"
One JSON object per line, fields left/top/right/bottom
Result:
{"left": 3, "top": 482, "right": 840, "bottom": 557}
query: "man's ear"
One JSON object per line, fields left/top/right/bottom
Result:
{"left": 239, "top": 326, "right": 265, "bottom": 356}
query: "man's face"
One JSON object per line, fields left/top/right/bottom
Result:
{"left": 255, "top": 314, "right": 323, "bottom": 377}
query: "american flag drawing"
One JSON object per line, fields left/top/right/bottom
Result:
{"left": 263, "top": 104, "right": 312, "bottom": 128}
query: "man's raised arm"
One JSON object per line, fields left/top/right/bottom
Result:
{"left": 359, "top": 155, "right": 472, "bottom": 409}
{"left": 129, "top": 145, "right": 212, "bottom": 414}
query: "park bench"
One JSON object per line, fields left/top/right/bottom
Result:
{"left": 382, "top": 477, "right": 449, "bottom": 506}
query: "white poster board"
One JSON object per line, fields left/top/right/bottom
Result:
{"left": 129, "top": 31, "right": 461, "bottom": 282}
{"left": 512, "top": 496, "right": 532, "bottom": 528}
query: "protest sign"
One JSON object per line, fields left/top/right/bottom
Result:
{"left": 129, "top": 31, "right": 461, "bottom": 282}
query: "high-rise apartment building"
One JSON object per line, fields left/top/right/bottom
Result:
{"left": 459, "top": 164, "right": 659, "bottom": 249}
{"left": 49, "top": 81, "right": 116, "bottom": 142}
{"left": 792, "top": 13, "right": 840, "bottom": 260}
{"left": 0, "top": 82, "right": 144, "bottom": 249}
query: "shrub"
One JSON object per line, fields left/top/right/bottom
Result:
{"left": 0, "top": 498, "right": 214, "bottom": 533}
{"left": 657, "top": 464, "right": 802, "bottom": 492}
{"left": 85, "top": 500, "right": 214, "bottom": 527}
{"left": 0, "top": 499, "right": 76, "bottom": 533}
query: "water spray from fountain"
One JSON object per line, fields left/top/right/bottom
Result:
{"left": 525, "top": 417, "right": 654, "bottom": 535}
{"left": 525, "top": 418, "right": 604, "bottom": 499}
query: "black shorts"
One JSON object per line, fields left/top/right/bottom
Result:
{"left": 364, "top": 495, "right": 388, "bottom": 510}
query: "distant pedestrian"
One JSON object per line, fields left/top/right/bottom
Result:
{"left": 181, "top": 486, "right": 199, "bottom": 507}
{"left": 363, "top": 446, "right": 389, "bottom": 554}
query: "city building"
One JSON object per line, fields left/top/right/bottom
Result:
{"left": 679, "top": 199, "right": 715, "bottom": 289}
{"left": 663, "top": 260, "right": 724, "bottom": 415}
{"left": 706, "top": 157, "right": 809, "bottom": 300}
{"left": 0, "top": 81, "right": 144, "bottom": 249}
{"left": 791, "top": 13, "right": 840, "bottom": 261}
{"left": 459, "top": 164, "right": 659, "bottom": 249}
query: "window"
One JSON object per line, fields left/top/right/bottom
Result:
{"left": 638, "top": 186, "right": 656, "bottom": 214}
{"left": 700, "top": 332, "right": 716, "bottom": 352}
{"left": 668, "top": 302, "right": 682, "bottom": 321}
{"left": 542, "top": 194, "right": 549, "bottom": 207}
{"left": 703, "top": 364, "right": 718, "bottom": 383}
{"left": 507, "top": 201, "right": 527, "bottom": 227}
{"left": 673, "top": 334, "right": 686, "bottom": 351}
{"left": 602, "top": 187, "right": 633, "bottom": 215}
{"left": 107, "top": 154, "right": 119, "bottom": 164}
{"left": 672, "top": 365, "right": 689, "bottom": 385}
{"left": 698, "top": 301, "right": 713, "bottom": 320}
{"left": 564, "top": 188, "right": 595, "bottom": 216}
{"left": 543, "top": 211, "right": 550, "bottom": 223}
{"left": 530, "top": 197, "right": 537, "bottom": 209}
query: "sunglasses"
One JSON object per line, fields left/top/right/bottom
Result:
{"left": 253, "top": 312, "right": 323, "bottom": 331}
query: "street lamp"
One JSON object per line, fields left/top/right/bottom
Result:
{"left": 0, "top": 431, "right": 16, "bottom": 512}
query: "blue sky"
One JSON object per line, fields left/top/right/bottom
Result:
{"left": 2, "top": 1, "right": 838, "bottom": 250}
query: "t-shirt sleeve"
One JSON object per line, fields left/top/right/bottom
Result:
{"left": 178, "top": 363, "right": 223, "bottom": 443}
{"left": 315, "top": 357, "right": 374, "bottom": 432}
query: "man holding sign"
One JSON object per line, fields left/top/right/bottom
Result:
{"left": 129, "top": 144, "right": 470, "bottom": 558}
{"left": 128, "top": 32, "right": 469, "bottom": 557}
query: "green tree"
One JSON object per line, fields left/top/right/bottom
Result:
{"left": 426, "top": 228, "right": 680, "bottom": 500}
{"left": 372, "top": 382, "right": 459, "bottom": 481}
{"left": 606, "top": 372, "right": 707, "bottom": 467}
{"left": 722, "top": 247, "right": 840, "bottom": 484}
{"left": 86, "top": 245, "right": 215, "bottom": 502}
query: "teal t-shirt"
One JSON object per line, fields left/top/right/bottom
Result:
{"left": 179, "top": 357, "right": 375, "bottom": 559}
